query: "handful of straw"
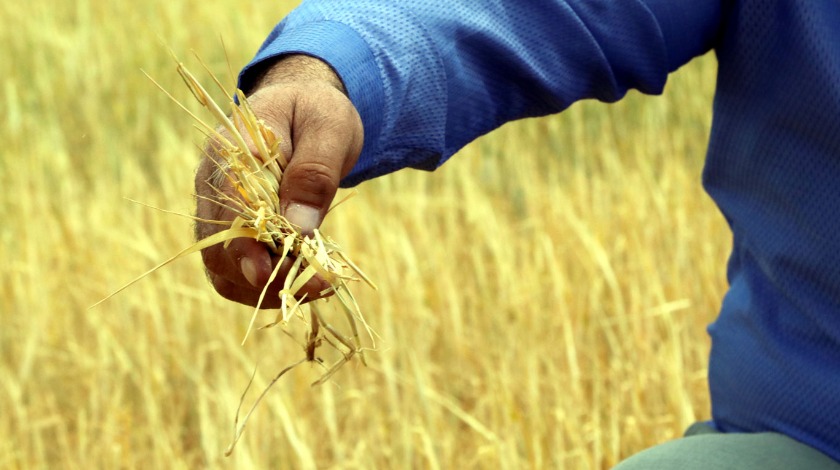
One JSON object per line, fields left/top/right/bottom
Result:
{"left": 94, "top": 52, "right": 377, "bottom": 454}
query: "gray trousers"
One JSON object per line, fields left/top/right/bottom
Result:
{"left": 614, "top": 422, "right": 840, "bottom": 469}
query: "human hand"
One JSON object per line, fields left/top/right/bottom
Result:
{"left": 194, "top": 55, "right": 364, "bottom": 308}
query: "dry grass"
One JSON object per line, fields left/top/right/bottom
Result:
{"left": 0, "top": 0, "right": 727, "bottom": 468}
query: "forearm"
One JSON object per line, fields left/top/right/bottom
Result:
{"left": 240, "top": 1, "right": 726, "bottom": 186}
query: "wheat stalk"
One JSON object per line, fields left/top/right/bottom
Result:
{"left": 92, "top": 50, "right": 377, "bottom": 454}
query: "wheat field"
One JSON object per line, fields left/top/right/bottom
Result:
{"left": 0, "top": 1, "right": 728, "bottom": 468}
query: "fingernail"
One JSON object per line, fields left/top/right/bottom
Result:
{"left": 240, "top": 257, "right": 259, "bottom": 287}
{"left": 285, "top": 203, "right": 320, "bottom": 234}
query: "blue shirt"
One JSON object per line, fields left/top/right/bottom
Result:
{"left": 240, "top": 1, "right": 840, "bottom": 462}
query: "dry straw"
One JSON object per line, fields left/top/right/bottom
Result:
{"left": 92, "top": 51, "right": 377, "bottom": 454}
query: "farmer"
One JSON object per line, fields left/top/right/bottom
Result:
{"left": 195, "top": 1, "right": 840, "bottom": 468}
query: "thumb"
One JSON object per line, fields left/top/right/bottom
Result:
{"left": 280, "top": 159, "right": 342, "bottom": 236}
{"left": 278, "top": 87, "right": 363, "bottom": 235}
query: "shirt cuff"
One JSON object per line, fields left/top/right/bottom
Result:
{"left": 238, "top": 21, "right": 385, "bottom": 186}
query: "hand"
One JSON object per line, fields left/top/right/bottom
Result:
{"left": 195, "top": 55, "right": 364, "bottom": 308}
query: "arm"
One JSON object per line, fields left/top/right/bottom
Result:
{"left": 198, "top": 0, "right": 725, "bottom": 307}
{"left": 239, "top": 0, "right": 726, "bottom": 187}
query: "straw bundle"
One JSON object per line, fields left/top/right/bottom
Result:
{"left": 94, "top": 52, "right": 377, "bottom": 453}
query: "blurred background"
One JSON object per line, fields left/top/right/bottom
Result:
{"left": 0, "top": 1, "right": 728, "bottom": 468}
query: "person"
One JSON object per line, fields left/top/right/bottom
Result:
{"left": 194, "top": 1, "right": 840, "bottom": 468}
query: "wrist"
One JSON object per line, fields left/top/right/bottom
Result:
{"left": 249, "top": 54, "right": 347, "bottom": 96}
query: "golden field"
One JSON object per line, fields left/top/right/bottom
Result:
{"left": 0, "top": 1, "right": 728, "bottom": 468}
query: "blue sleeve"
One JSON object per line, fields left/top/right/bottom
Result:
{"left": 238, "top": 1, "right": 724, "bottom": 187}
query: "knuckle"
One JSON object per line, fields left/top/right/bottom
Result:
{"left": 211, "top": 275, "right": 241, "bottom": 303}
{"left": 211, "top": 273, "right": 260, "bottom": 307}
{"left": 201, "top": 246, "right": 228, "bottom": 276}
{"left": 286, "top": 161, "right": 337, "bottom": 202}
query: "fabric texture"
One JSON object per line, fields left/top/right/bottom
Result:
{"left": 240, "top": 0, "right": 840, "bottom": 464}
{"left": 613, "top": 422, "right": 840, "bottom": 469}
{"left": 238, "top": 0, "right": 721, "bottom": 187}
